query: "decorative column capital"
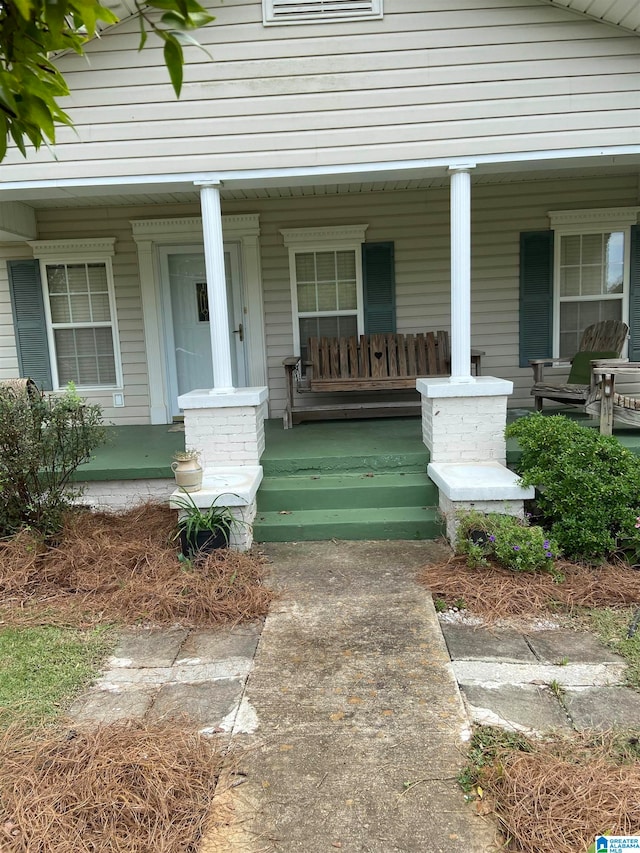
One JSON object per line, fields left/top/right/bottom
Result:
{"left": 194, "top": 179, "right": 223, "bottom": 189}
{"left": 448, "top": 163, "right": 476, "bottom": 174}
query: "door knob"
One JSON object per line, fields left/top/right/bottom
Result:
{"left": 233, "top": 323, "right": 244, "bottom": 342}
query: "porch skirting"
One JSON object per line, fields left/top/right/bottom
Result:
{"left": 75, "top": 478, "right": 175, "bottom": 511}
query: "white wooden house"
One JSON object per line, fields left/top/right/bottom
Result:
{"left": 1, "top": 0, "right": 640, "bottom": 423}
{"left": 0, "top": 0, "right": 639, "bottom": 542}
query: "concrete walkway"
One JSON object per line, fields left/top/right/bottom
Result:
{"left": 69, "top": 540, "right": 496, "bottom": 852}
{"left": 224, "top": 541, "right": 496, "bottom": 852}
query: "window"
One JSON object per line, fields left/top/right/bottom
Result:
{"left": 263, "top": 0, "right": 382, "bottom": 25}
{"left": 550, "top": 209, "right": 638, "bottom": 359}
{"left": 29, "top": 238, "right": 121, "bottom": 390}
{"left": 281, "top": 225, "right": 368, "bottom": 363}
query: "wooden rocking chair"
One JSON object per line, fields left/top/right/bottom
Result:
{"left": 530, "top": 319, "right": 629, "bottom": 411}
{"left": 586, "top": 361, "right": 640, "bottom": 435}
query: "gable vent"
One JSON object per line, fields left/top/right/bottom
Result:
{"left": 264, "top": 0, "right": 382, "bottom": 24}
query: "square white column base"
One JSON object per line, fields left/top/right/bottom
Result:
{"left": 428, "top": 461, "right": 535, "bottom": 544}
{"left": 170, "top": 466, "right": 263, "bottom": 551}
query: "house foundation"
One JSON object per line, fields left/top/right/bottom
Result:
{"left": 417, "top": 377, "right": 534, "bottom": 542}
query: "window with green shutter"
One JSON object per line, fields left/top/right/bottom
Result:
{"left": 362, "top": 241, "right": 396, "bottom": 334}
{"left": 7, "top": 259, "right": 53, "bottom": 390}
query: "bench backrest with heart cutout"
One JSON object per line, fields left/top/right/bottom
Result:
{"left": 307, "top": 331, "right": 450, "bottom": 392}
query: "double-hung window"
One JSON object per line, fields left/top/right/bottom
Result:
{"left": 282, "top": 225, "right": 368, "bottom": 364}
{"left": 31, "top": 238, "right": 121, "bottom": 390}
{"left": 550, "top": 209, "right": 638, "bottom": 358}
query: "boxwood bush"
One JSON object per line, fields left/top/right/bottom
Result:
{"left": 505, "top": 414, "right": 640, "bottom": 563}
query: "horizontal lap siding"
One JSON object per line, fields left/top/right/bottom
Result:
{"left": 2, "top": 0, "right": 640, "bottom": 178}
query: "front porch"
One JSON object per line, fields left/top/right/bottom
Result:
{"left": 75, "top": 412, "right": 640, "bottom": 542}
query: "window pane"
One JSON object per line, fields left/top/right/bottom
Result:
{"left": 560, "top": 235, "right": 580, "bottom": 265}
{"left": 295, "top": 253, "right": 315, "bottom": 283}
{"left": 336, "top": 251, "right": 356, "bottom": 280}
{"left": 606, "top": 232, "right": 624, "bottom": 293}
{"left": 89, "top": 293, "right": 111, "bottom": 322}
{"left": 66, "top": 264, "right": 89, "bottom": 293}
{"left": 338, "top": 280, "right": 357, "bottom": 309}
{"left": 317, "top": 281, "right": 338, "bottom": 312}
{"left": 315, "top": 252, "right": 336, "bottom": 282}
{"left": 69, "top": 294, "right": 91, "bottom": 322}
{"left": 559, "top": 267, "right": 580, "bottom": 297}
{"left": 49, "top": 294, "right": 71, "bottom": 323}
{"left": 46, "top": 265, "right": 67, "bottom": 294}
{"left": 297, "top": 281, "right": 317, "bottom": 312}
{"left": 87, "top": 264, "right": 108, "bottom": 292}
{"left": 581, "top": 266, "right": 601, "bottom": 296}
{"left": 581, "top": 233, "right": 602, "bottom": 266}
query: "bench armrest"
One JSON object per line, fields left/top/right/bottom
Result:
{"left": 283, "top": 356, "right": 301, "bottom": 368}
{"left": 529, "top": 357, "right": 570, "bottom": 383}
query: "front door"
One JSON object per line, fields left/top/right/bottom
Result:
{"left": 160, "top": 244, "right": 247, "bottom": 417}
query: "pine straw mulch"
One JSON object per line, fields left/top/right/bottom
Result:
{"left": 0, "top": 503, "right": 274, "bottom": 628}
{"left": 419, "top": 553, "right": 640, "bottom": 621}
{"left": 476, "top": 731, "right": 640, "bottom": 853}
{"left": 0, "top": 718, "right": 235, "bottom": 853}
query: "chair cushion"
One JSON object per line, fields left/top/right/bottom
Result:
{"left": 567, "top": 351, "right": 618, "bottom": 385}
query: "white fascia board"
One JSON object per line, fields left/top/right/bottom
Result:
{"left": 1, "top": 145, "right": 640, "bottom": 196}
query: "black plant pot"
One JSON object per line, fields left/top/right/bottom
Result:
{"left": 179, "top": 527, "right": 229, "bottom": 559}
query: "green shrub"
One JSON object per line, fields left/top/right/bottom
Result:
{"left": 0, "top": 384, "right": 106, "bottom": 537}
{"left": 456, "top": 509, "right": 559, "bottom": 573}
{"left": 505, "top": 414, "right": 640, "bottom": 562}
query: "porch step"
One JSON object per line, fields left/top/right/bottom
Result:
{"left": 253, "top": 506, "right": 443, "bottom": 543}
{"left": 257, "top": 472, "right": 438, "bottom": 512}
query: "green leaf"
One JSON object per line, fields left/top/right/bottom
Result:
{"left": 163, "top": 36, "right": 184, "bottom": 97}
{"left": 160, "top": 10, "right": 188, "bottom": 28}
{"left": 10, "top": 0, "right": 35, "bottom": 20}
{"left": 0, "top": 114, "right": 8, "bottom": 162}
{"left": 138, "top": 12, "right": 148, "bottom": 51}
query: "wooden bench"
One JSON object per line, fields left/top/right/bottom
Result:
{"left": 283, "top": 331, "right": 482, "bottom": 428}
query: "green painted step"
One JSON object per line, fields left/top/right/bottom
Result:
{"left": 253, "top": 506, "right": 443, "bottom": 543}
{"left": 261, "top": 450, "right": 428, "bottom": 477}
{"left": 257, "top": 472, "right": 437, "bottom": 512}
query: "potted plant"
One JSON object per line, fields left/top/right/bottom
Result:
{"left": 172, "top": 490, "right": 241, "bottom": 558}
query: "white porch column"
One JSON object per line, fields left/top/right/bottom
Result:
{"left": 449, "top": 165, "right": 475, "bottom": 382}
{"left": 197, "top": 181, "right": 234, "bottom": 393}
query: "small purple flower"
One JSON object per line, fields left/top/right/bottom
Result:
{"left": 513, "top": 545, "right": 520, "bottom": 552}
{"left": 545, "top": 551, "right": 553, "bottom": 558}
{"left": 543, "top": 540, "right": 550, "bottom": 549}
{"left": 488, "top": 535, "right": 496, "bottom": 542}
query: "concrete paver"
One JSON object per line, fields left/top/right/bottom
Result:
{"left": 524, "top": 629, "right": 625, "bottom": 665}
{"left": 441, "top": 623, "right": 537, "bottom": 663}
{"left": 563, "top": 687, "right": 640, "bottom": 730}
{"left": 460, "top": 683, "right": 572, "bottom": 732}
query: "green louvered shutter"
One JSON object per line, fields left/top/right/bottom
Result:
{"left": 519, "top": 231, "right": 554, "bottom": 368}
{"left": 7, "top": 259, "right": 52, "bottom": 390}
{"left": 628, "top": 225, "right": 640, "bottom": 362}
{"left": 362, "top": 241, "right": 396, "bottom": 334}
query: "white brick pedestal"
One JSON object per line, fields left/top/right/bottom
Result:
{"left": 417, "top": 377, "right": 533, "bottom": 543}
{"left": 417, "top": 376, "right": 513, "bottom": 465}
{"left": 175, "top": 387, "right": 269, "bottom": 551}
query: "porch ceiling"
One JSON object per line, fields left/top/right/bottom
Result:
{"left": 3, "top": 155, "right": 639, "bottom": 210}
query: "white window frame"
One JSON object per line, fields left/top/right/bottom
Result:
{"left": 281, "top": 225, "right": 368, "bottom": 357}
{"left": 28, "top": 238, "right": 122, "bottom": 391}
{"left": 263, "top": 0, "right": 382, "bottom": 25}
{"left": 548, "top": 208, "right": 640, "bottom": 359}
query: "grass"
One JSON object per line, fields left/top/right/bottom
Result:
{"left": 0, "top": 625, "right": 114, "bottom": 728}
{"left": 581, "top": 606, "right": 640, "bottom": 691}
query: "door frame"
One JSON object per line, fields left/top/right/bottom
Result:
{"left": 132, "top": 214, "right": 266, "bottom": 424}
{"left": 159, "top": 243, "right": 248, "bottom": 418}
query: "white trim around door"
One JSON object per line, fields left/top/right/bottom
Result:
{"left": 132, "top": 214, "right": 266, "bottom": 424}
